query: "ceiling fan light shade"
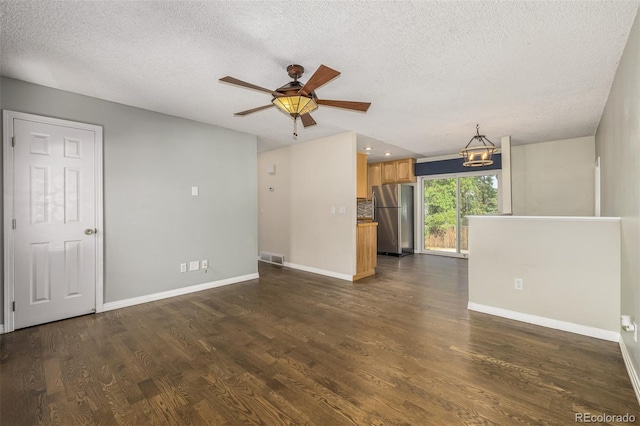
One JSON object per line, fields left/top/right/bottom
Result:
{"left": 272, "top": 95, "right": 318, "bottom": 117}
{"left": 459, "top": 124, "right": 498, "bottom": 167}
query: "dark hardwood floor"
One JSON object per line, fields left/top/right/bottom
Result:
{"left": 1, "top": 255, "right": 638, "bottom": 425}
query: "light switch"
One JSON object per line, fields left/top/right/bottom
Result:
{"left": 339, "top": 206, "right": 346, "bottom": 214}
{"left": 192, "top": 186, "right": 199, "bottom": 196}
{"left": 189, "top": 261, "right": 200, "bottom": 271}
{"left": 330, "top": 206, "right": 336, "bottom": 215}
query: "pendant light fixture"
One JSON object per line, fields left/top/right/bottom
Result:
{"left": 459, "top": 124, "right": 498, "bottom": 167}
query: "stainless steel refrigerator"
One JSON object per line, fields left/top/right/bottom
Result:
{"left": 373, "top": 184, "right": 414, "bottom": 256}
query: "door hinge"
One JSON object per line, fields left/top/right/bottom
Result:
{"left": 12, "top": 301, "right": 15, "bottom": 312}
{"left": 11, "top": 136, "right": 15, "bottom": 147}
{"left": 12, "top": 219, "right": 16, "bottom": 230}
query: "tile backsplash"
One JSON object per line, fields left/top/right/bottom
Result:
{"left": 357, "top": 200, "right": 373, "bottom": 218}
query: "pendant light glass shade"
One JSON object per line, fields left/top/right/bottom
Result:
{"left": 459, "top": 124, "right": 498, "bottom": 167}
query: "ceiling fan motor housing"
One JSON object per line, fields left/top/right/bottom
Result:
{"left": 275, "top": 81, "right": 316, "bottom": 99}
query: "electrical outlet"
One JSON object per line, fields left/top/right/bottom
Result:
{"left": 202, "top": 259, "right": 208, "bottom": 269}
{"left": 189, "top": 261, "right": 200, "bottom": 271}
{"left": 514, "top": 278, "right": 524, "bottom": 291}
{"left": 635, "top": 322, "right": 638, "bottom": 343}
{"left": 180, "top": 263, "right": 187, "bottom": 273}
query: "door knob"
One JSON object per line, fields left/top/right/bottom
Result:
{"left": 84, "top": 228, "right": 97, "bottom": 235}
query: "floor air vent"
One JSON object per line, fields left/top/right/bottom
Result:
{"left": 259, "top": 252, "right": 285, "bottom": 266}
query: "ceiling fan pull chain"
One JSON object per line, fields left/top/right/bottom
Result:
{"left": 293, "top": 117, "right": 298, "bottom": 139}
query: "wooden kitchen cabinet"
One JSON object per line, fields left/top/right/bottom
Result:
{"left": 357, "top": 152, "right": 368, "bottom": 199}
{"left": 376, "top": 158, "right": 417, "bottom": 185}
{"left": 367, "top": 163, "right": 382, "bottom": 200}
{"left": 354, "top": 222, "right": 377, "bottom": 281}
{"left": 381, "top": 161, "right": 397, "bottom": 184}
{"left": 395, "top": 158, "right": 416, "bottom": 183}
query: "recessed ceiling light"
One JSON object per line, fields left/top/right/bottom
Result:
{"left": 364, "top": 147, "right": 372, "bottom": 151}
{"left": 384, "top": 152, "right": 391, "bottom": 156}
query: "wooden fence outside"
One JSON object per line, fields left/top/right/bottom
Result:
{"left": 425, "top": 226, "right": 469, "bottom": 250}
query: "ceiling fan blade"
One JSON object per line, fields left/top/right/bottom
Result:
{"left": 299, "top": 65, "right": 340, "bottom": 95}
{"left": 233, "top": 104, "right": 276, "bottom": 116}
{"left": 300, "top": 113, "right": 317, "bottom": 128}
{"left": 219, "top": 76, "right": 281, "bottom": 96}
{"left": 316, "top": 99, "right": 371, "bottom": 112}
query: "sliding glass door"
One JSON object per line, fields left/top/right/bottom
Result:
{"left": 459, "top": 175, "right": 499, "bottom": 253}
{"left": 423, "top": 178, "right": 458, "bottom": 252}
{"left": 422, "top": 172, "right": 499, "bottom": 255}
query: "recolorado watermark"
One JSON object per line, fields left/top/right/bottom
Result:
{"left": 575, "top": 412, "right": 636, "bottom": 423}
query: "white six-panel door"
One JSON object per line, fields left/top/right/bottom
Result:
{"left": 4, "top": 111, "right": 103, "bottom": 331}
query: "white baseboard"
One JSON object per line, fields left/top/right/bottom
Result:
{"left": 620, "top": 338, "right": 640, "bottom": 406}
{"left": 467, "top": 302, "right": 620, "bottom": 342}
{"left": 101, "top": 273, "right": 259, "bottom": 312}
{"left": 0, "top": 324, "right": 4, "bottom": 334}
{"left": 283, "top": 262, "right": 353, "bottom": 281}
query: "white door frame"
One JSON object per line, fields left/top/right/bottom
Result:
{"left": 3, "top": 110, "right": 104, "bottom": 333}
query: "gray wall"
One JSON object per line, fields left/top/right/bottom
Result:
{"left": 468, "top": 216, "right": 620, "bottom": 336}
{"left": 1, "top": 77, "right": 258, "bottom": 323}
{"left": 511, "top": 136, "right": 595, "bottom": 216}
{"left": 595, "top": 8, "right": 640, "bottom": 384}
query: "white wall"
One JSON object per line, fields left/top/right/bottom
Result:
{"left": 258, "top": 132, "right": 357, "bottom": 278}
{"left": 595, "top": 6, "right": 640, "bottom": 392}
{"left": 511, "top": 136, "right": 595, "bottom": 216}
{"left": 468, "top": 216, "right": 620, "bottom": 339}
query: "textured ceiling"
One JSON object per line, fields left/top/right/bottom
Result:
{"left": 1, "top": 1, "right": 639, "bottom": 160}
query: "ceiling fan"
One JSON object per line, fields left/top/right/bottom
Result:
{"left": 219, "top": 64, "right": 371, "bottom": 137}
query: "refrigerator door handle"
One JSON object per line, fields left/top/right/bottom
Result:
{"left": 372, "top": 192, "right": 376, "bottom": 221}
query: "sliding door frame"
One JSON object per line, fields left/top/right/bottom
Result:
{"left": 419, "top": 170, "right": 502, "bottom": 258}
